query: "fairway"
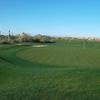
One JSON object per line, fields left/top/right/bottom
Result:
{"left": 1, "top": 41, "right": 100, "bottom": 100}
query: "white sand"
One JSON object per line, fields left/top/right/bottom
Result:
{"left": 32, "top": 45, "right": 48, "bottom": 47}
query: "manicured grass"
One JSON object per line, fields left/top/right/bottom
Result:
{"left": 0, "top": 41, "right": 100, "bottom": 100}
{"left": 18, "top": 45, "right": 100, "bottom": 67}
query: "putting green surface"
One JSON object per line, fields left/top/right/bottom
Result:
{"left": 18, "top": 46, "right": 100, "bottom": 67}
{"left": 0, "top": 41, "right": 100, "bottom": 100}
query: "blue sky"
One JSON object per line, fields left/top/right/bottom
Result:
{"left": 0, "top": 0, "right": 100, "bottom": 37}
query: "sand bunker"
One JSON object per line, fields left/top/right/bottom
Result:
{"left": 32, "top": 45, "right": 48, "bottom": 47}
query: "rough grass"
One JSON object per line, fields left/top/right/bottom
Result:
{"left": 0, "top": 41, "right": 100, "bottom": 100}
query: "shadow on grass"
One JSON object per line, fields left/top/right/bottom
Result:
{"left": 0, "top": 56, "right": 13, "bottom": 64}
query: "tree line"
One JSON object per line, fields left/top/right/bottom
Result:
{"left": 0, "top": 31, "right": 56, "bottom": 44}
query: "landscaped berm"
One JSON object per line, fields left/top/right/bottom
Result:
{"left": 1, "top": 40, "right": 100, "bottom": 100}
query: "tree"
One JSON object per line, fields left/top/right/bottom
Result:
{"left": 20, "top": 32, "right": 32, "bottom": 42}
{"left": 33, "top": 34, "right": 56, "bottom": 43}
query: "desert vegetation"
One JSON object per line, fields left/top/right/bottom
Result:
{"left": 0, "top": 31, "right": 55, "bottom": 44}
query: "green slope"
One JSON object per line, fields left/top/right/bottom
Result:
{"left": 0, "top": 41, "right": 100, "bottom": 100}
{"left": 18, "top": 45, "right": 100, "bottom": 67}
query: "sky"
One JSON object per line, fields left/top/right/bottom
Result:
{"left": 0, "top": 0, "right": 100, "bottom": 37}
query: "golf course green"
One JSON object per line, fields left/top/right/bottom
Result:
{"left": 1, "top": 40, "right": 100, "bottom": 100}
